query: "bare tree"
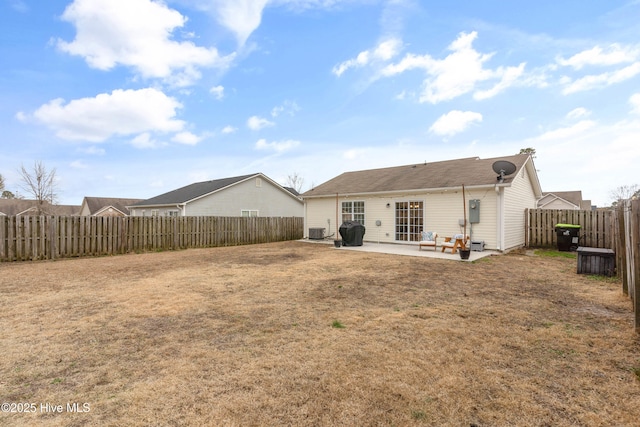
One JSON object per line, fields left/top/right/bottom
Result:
{"left": 286, "top": 172, "right": 305, "bottom": 193}
{"left": 0, "top": 173, "right": 4, "bottom": 193}
{"left": 609, "top": 184, "right": 639, "bottom": 207}
{"left": 19, "top": 161, "right": 59, "bottom": 214}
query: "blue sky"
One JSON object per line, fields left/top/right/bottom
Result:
{"left": 2, "top": 0, "right": 640, "bottom": 206}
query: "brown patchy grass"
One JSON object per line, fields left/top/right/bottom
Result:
{"left": 1, "top": 242, "right": 639, "bottom": 426}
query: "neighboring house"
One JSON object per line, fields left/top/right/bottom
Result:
{"left": 537, "top": 191, "right": 592, "bottom": 210}
{"left": 0, "top": 199, "right": 80, "bottom": 216}
{"left": 128, "top": 173, "right": 304, "bottom": 217}
{"left": 79, "top": 197, "right": 144, "bottom": 217}
{"left": 301, "top": 154, "right": 542, "bottom": 252}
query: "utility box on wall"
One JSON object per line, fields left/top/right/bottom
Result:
{"left": 469, "top": 199, "right": 480, "bottom": 224}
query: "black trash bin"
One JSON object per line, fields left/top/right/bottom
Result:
{"left": 339, "top": 221, "right": 366, "bottom": 246}
{"left": 555, "top": 223, "right": 581, "bottom": 251}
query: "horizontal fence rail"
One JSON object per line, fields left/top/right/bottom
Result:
{"left": 526, "top": 208, "right": 614, "bottom": 249}
{"left": 0, "top": 216, "right": 303, "bottom": 262}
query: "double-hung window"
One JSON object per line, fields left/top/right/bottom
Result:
{"left": 342, "top": 201, "right": 365, "bottom": 224}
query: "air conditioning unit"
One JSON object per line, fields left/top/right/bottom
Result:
{"left": 309, "top": 228, "right": 325, "bottom": 240}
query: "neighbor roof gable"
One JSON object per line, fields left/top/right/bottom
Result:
{"left": 83, "top": 197, "right": 144, "bottom": 215}
{"left": 131, "top": 173, "right": 302, "bottom": 208}
{"left": 539, "top": 191, "right": 583, "bottom": 208}
{"left": 0, "top": 199, "right": 80, "bottom": 216}
{"left": 131, "top": 174, "right": 259, "bottom": 207}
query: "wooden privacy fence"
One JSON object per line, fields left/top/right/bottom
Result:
{"left": 614, "top": 199, "right": 640, "bottom": 332}
{"left": 526, "top": 208, "right": 614, "bottom": 249}
{"left": 0, "top": 216, "right": 303, "bottom": 262}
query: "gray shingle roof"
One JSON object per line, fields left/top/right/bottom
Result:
{"left": 0, "top": 199, "right": 80, "bottom": 216}
{"left": 131, "top": 174, "right": 259, "bottom": 207}
{"left": 302, "top": 154, "right": 533, "bottom": 197}
{"left": 83, "top": 197, "right": 144, "bottom": 215}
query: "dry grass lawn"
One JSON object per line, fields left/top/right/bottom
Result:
{"left": 1, "top": 241, "right": 639, "bottom": 426}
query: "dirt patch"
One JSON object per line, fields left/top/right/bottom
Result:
{"left": 1, "top": 242, "right": 639, "bottom": 426}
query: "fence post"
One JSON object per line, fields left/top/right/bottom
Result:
{"left": 631, "top": 200, "right": 640, "bottom": 332}
{"left": 49, "top": 216, "right": 57, "bottom": 260}
{"left": 0, "top": 216, "right": 5, "bottom": 261}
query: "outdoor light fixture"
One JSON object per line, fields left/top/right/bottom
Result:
{"left": 386, "top": 203, "right": 390, "bottom": 208}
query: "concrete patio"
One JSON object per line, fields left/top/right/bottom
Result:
{"left": 300, "top": 239, "right": 500, "bottom": 262}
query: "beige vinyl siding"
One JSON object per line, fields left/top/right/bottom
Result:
{"left": 305, "top": 188, "right": 500, "bottom": 248}
{"left": 304, "top": 197, "right": 343, "bottom": 239}
{"left": 130, "top": 177, "right": 303, "bottom": 218}
{"left": 541, "top": 198, "right": 578, "bottom": 210}
{"left": 423, "top": 189, "right": 498, "bottom": 249}
{"left": 186, "top": 178, "right": 303, "bottom": 217}
{"left": 79, "top": 203, "right": 91, "bottom": 216}
{"left": 131, "top": 207, "right": 180, "bottom": 217}
{"left": 503, "top": 167, "right": 537, "bottom": 250}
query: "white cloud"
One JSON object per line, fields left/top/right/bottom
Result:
{"left": 78, "top": 146, "right": 106, "bottom": 155}
{"left": 343, "top": 148, "right": 366, "bottom": 160}
{"left": 212, "top": 0, "right": 269, "bottom": 46}
{"left": 526, "top": 118, "right": 640, "bottom": 206}
{"left": 473, "top": 63, "right": 526, "bottom": 100}
{"left": 32, "top": 88, "right": 185, "bottom": 142}
{"left": 271, "top": 100, "right": 300, "bottom": 117}
{"left": 255, "top": 138, "right": 300, "bottom": 152}
{"left": 535, "top": 120, "right": 597, "bottom": 142}
{"left": 221, "top": 125, "right": 237, "bottom": 134}
{"left": 333, "top": 38, "right": 402, "bottom": 76}
{"left": 381, "top": 31, "right": 522, "bottom": 103}
{"left": 631, "top": 93, "right": 640, "bottom": 115}
{"left": 70, "top": 160, "right": 89, "bottom": 169}
{"left": 14, "top": 111, "right": 28, "bottom": 122}
{"left": 566, "top": 107, "right": 590, "bottom": 120}
{"left": 247, "top": 115, "right": 275, "bottom": 130}
{"left": 57, "top": 0, "right": 232, "bottom": 86}
{"left": 429, "top": 110, "right": 483, "bottom": 136}
{"left": 557, "top": 44, "right": 640, "bottom": 69}
{"left": 561, "top": 62, "right": 640, "bottom": 94}
{"left": 131, "top": 132, "right": 163, "bottom": 149}
{"left": 171, "top": 131, "right": 202, "bottom": 145}
{"left": 210, "top": 85, "right": 225, "bottom": 100}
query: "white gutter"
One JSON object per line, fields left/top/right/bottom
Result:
{"left": 302, "top": 183, "right": 511, "bottom": 200}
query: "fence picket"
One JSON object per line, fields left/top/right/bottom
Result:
{"left": 0, "top": 216, "right": 303, "bottom": 262}
{"left": 527, "top": 209, "right": 614, "bottom": 249}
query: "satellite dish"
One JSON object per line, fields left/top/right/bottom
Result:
{"left": 492, "top": 160, "right": 517, "bottom": 182}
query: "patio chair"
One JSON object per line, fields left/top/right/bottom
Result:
{"left": 418, "top": 231, "right": 438, "bottom": 251}
{"left": 441, "top": 234, "right": 469, "bottom": 254}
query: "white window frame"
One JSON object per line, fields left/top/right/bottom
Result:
{"left": 395, "top": 200, "right": 424, "bottom": 242}
{"left": 241, "top": 209, "right": 259, "bottom": 217}
{"left": 342, "top": 201, "right": 365, "bottom": 224}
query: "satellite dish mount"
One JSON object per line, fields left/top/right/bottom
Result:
{"left": 492, "top": 160, "right": 517, "bottom": 183}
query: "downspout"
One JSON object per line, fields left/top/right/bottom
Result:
{"left": 495, "top": 184, "right": 504, "bottom": 251}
